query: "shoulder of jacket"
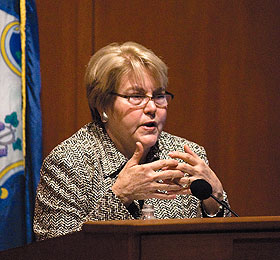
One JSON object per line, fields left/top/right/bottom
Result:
{"left": 159, "top": 131, "right": 207, "bottom": 157}
{"left": 43, "top": 123, "right": 96, "bottom": 163}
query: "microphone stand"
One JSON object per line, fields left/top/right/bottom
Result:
{"left": 210, "top": 194, "right": 239, "bottom": 217}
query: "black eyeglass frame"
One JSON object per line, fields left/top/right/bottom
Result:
{"left": 109, "top": 91, "right": 174, "bottom": 108}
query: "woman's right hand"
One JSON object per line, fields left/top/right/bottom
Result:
{"left": 112, "top": 142, "right": 185, "bottom": 206}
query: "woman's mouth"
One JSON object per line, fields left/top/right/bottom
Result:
{"left": 141, "top": 121, "right": 158, "bottom": 131}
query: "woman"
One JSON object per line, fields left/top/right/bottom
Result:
{"left": 33, "top": 42, "right": 230, "bottom": 241}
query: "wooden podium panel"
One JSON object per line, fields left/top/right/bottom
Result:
{"left": 82, "top": 216, "right": 280, "bottom": 260}
{"left": 1, "top": 216, "right": 280, "bottom": 259}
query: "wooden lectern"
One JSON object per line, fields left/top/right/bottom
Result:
{"left": 1, "top": 216, "right": 280, "bottom": 259}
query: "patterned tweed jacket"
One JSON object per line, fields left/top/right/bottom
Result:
{"left": 33, "top": 121, "right": 230, "bottom": 240}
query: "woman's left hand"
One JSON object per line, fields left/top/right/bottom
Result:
{"left": 168, "top": 144, "right": 224, "bottom": 215}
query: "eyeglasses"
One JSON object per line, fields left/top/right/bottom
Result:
{"left": 110, "top": 91, "right": 174, "bottom": 108}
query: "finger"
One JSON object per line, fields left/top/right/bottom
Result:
{"left": 184, "top": 144, "right": 199, "bottom": 158}
{"left": 167, "top": 188, "right": 192, "bottom": 195}
{"left": 174, "top": 162, "right": 195, "bottom": 175}
{"left": 153, "top": 182, "right": 184, "bottom": 192}
{"left": 176, "top": 176, "right": 195, "bottom": 189}
{"left": 162, "top": 179, "right": 173, "bottom": 185}
{"left": 126, "top": 142, "right": 144, "bottom": 167}
{"left": 152, "top": 188, "right": 191, "bottom": 199}
{"left": 147, "top": 159, "right": 179, "bottom": 171}
{"left": 152, "top": 192, "right": 177, "bottom": 200}
{"left": 168, "top": 151, "right": 197, "bottom": 166}
{"left": 153, "top": 169, "right": 184, "bottom": 181}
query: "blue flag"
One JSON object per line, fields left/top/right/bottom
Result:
{"left": 0, "top": 0, "right": 42, "bottom": 251}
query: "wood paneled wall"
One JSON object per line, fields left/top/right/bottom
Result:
{"left": 37, "top": 0, "right": 280, "bottom": 217}
{"left": 36, "top": 0, "right": 93, "bottom": 156}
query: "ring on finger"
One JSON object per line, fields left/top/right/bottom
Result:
{"left": 182, "top": 177, "right": 191, "bottom": 189}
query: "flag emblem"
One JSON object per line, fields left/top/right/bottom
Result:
{"left": 0, "top": 21, "right": 21, "bottom": 76}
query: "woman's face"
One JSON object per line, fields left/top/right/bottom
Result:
{"left": 105, "top": 71, "right": 167, "bottom": 159}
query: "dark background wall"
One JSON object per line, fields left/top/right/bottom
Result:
{"left": 36, "top": 0, "right": 280, "bottom": 217}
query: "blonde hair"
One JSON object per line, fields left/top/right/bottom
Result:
{"left": 85, "top": 42, "right": 168, "bottom": 121}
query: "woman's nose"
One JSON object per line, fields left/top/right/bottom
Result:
{"left": 143, "top": 98, "right": 157, "bottom": 114}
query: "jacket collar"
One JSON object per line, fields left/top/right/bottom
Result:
{"left": 87, "top": 121, "right": 161, "bottom": 179}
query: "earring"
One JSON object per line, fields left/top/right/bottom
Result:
{"left": 101, "top": 111, "right": 108, "bottom": 123}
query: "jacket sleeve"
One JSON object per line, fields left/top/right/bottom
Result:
{"left": 33, "top": 147, "right": 135, "bottom": 241}
{"left": 33, "top": 149, "right": 89, "bottom": 240}
{"left": 188, "top": 142, "right": 232, "bottom": 218}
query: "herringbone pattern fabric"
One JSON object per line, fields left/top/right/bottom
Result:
{"left": 33, "top": 122, "right": 230, "bottom": 240}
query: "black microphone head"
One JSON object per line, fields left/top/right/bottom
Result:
{"left": 190, "top": 179, "right": 212, "bottom": 200}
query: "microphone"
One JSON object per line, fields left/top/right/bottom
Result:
{"left": 190, "top": 179, "right": 239, "bottom": 217}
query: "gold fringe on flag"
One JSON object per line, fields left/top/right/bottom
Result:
{"left": 20, "top": 0, "right": 26, "bottom": 161}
